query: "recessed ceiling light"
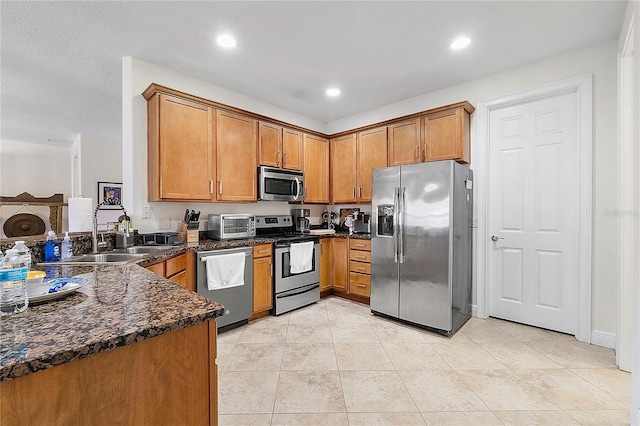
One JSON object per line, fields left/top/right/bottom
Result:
{"left": 216, "top": 34, "right": 236, "bottom": 48}
{"left": 326, "top": 88, "right": 340, "bottom": 97}
{"left": 450, "top": 37, "right": 471, "bottom": 50}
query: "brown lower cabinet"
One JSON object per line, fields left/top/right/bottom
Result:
{"left": 330, "top": 237, "right": 349, "bottom": 293}
{"left": 319, "top": 238, "right": 332, "bottom": 291}
{"left": 1, "top": 321, "right": 218, "bottom": 426}
{"left": 252, "top": 244, "right": 273, "bottom": 314}
{"left": 145, "top": 251, "right": 195, "bottom": 291}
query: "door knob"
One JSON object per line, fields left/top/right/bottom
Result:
{"left": 491, "top": 235, "right": 504, "bottom": 242}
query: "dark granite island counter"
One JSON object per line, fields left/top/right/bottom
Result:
{"left": 0, "top": 265, "right": 224, "bottom": 426}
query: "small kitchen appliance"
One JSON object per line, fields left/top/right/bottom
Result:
{"left": 258, "top": 166, "right": 305, "bottom": 202}
{"left": 208, "top": 214, "right": 256, "bottom": 240}
{"left": 291, "top": 208, "right": 310, "bottom": 233}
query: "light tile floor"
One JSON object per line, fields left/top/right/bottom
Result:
{"left": 218, "top": 297, "right": 631, "bottom": 425}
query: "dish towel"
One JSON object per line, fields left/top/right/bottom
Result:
{"left": 289, "top": 241, "right": 314, "bottom": 274}
{"left": 204, "top": 252, "right": 245, "bottom": 290}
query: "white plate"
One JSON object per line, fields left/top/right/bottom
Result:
{"left": 309, "top": 229, "right": 336, "bottom": 235}
{"left": 28, "top": 279, "right": 87, "bottom": 304}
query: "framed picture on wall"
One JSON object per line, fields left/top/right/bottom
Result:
{"left": 97, "top": 182, "right": 123, "bottom": 209}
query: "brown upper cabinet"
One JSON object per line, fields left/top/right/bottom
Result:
{"left": 330, "top": 127, "right": 388, "bottom": 204}
{"left": 422, "top": 106, "right": 470, "bottom": 163}
{"left": 216, "top": 110, "right": 257, "bottom": 201}
{"left": 388, "top": 119, "right": 421, "bottom": 166}
{"left": 330, "top": 133, "right": 357, "bottom": 203}
{"left": 303, "top": 134, "right": 329, "bottom": 203}
{"left": 258, "top": 122, "right": 302, "bottom": 170}
{"left": 147, "top": 94, "right": 215, "bottom": 201}
{"left": 357, "top": 126, "right": 388, "bottom": 202}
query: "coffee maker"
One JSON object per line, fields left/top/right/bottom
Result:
{"left": 291, "top": 208, "right": 311, "bottom": 233}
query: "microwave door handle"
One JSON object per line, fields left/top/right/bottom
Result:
{"left": 293, "top": 177, "right": 301, "bottom": 201}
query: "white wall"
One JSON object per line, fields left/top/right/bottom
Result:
{"left": 0, "top": 139, "right": 72, "bottom": 237}
{"left": 328, "top": 41, "right": 619, "bottom": 338}
{"left": 122, "top": 57, "right": 327, "bottom": 234}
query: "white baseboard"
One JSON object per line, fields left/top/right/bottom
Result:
{"left": 591, "top": 330, "right": 615, "bottom": 349}
{"left": 471, "top": 304, "right": 478, "bottom": 318}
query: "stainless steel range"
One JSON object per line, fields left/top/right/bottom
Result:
{"left": 255, "top": 215, "right": 320, "bottom": 315}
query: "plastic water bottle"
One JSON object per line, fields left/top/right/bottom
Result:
{"left": 0, "top": 249, "right": 29, "bottom": 315}
{"left": 12, "top": 241, "right": 31, "bottom": 271}
{"left": 45, "top": 231, "right": 60, "bottom": 262}
{"left": 61, "top": 232, "right": 73, "bottom": 260}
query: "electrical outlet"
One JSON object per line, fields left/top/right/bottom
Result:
{"left": 159, "top": 218, "right": 171, "bottom": 229}
{"left": 141, "top": 206, "right": 151, "bottom": 219}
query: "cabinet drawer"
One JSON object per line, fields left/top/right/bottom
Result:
{"left": 166, "top": 253, "right": 187, "bottom": 277}
{"left": 349, "top": 261, "right": 371, "bottom": 274}
{"left": 349, "top": 239, "right": 371, "bottom": 251}
{"left": 168, "top": 270, "right": 187, "bottom": 288}
{"left": 145, "top": 262, "right": 165, "bottom": 276}
{"left": 349, "top": 250, "right": 371, "bottom": 263}
{"left": 253, "top": 244, "right": 272, "bottom": 259}
{"left": 349, "top": 272, "right": 370, "bottom": 297}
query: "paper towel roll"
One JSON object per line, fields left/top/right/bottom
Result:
{"left": 68, "top": 197, "right": 93, "bottom": 232}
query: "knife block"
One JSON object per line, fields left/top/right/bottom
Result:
{"left": 180, "top": 221, "right": 199, "bottom": 246}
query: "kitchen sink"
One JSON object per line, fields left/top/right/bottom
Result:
{"left": 61, "top": 253, "right": 147, "bottom": 263}
{"left": 117, "top": 245, "right": 175, "bottom": 254}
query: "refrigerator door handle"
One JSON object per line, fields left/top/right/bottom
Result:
{"left": 393, "top": 187, "right": 399, "bottom": 263}
{"left": 398, "top": 186, "right": 405, "bottom": 263}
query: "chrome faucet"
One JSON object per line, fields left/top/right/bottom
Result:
{"left": 93, "top": 202, "right": 129, "bottom": 253}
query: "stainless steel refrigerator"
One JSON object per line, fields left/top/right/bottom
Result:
{"left": 370, "top": 160, "right": 473, "bottom": 335}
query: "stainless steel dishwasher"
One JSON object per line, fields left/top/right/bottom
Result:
{"left": 196, "top": 247, "right": 253, "bottom": 331}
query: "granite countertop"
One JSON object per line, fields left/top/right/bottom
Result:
{"left": 1, "top": 233, "right": 371, "bottom": 382}
{"left": 0, "top": 266, "right": 223, "bottom": 382}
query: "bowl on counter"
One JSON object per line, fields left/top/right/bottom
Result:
{"left": 26, "top": 271, "right": 50, "bottom": 297}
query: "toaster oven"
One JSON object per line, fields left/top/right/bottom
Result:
{"left": 207, "top": 214, "right": 256, "bottom": 240}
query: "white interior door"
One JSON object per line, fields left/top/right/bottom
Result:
{"left": 488, "top": 92, "right": 578, "bottom": 334}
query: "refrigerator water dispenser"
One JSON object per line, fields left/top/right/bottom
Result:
{"left": 377, "top": 205, "right": 394, "bottom": 236}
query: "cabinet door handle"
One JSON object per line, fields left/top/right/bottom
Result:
{"left": 356, "top": 243, "right": 366, "bottom": 247}
{"left": 276, "top": 151, "right": 282, "bottom": 167}
{"left": 358, "top": 267, "right": 366, "bottom": 271}
{"left": 356, "top": 255, "right": 366, "bottom": 259}
{"left": 415, "top": 146, "right": 419, "bottom": 159}
{"left": 423, "top": 143, "right": 427, "bottom": 159}
{"left": 209, "top": 180, "right": 214, "bottom": 194}
{"left": 353, "top": 187, "right": 356, "bottom": 198}
{"left": 358, "top": 187, "right": 362, "bottom": 198}
{"left": 283, "top": 151, "right": 287, "bottom": 167}
{"left": 356, "top": 283, "right": 366, "bottom": 288}
{"left": 258, "top": 249, "right": 270, "bottom": 254}
{"left": 219, "top": 181, "right": 223, "bottom": 195}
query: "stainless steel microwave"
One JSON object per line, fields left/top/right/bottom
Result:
{"left": 258, "top": 166, "right": 306, "bottom": 202}
{"left": 207, "top": 214, "right": 256, "bottom": 240}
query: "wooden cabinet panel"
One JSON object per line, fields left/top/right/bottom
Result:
{"left": 349, "top": 239, "right": 371, "bottom": 251}
{"left": 303, "top": 134, "right": 329, "bottom": 203}
{"left": 216, "top": 110, "right": 258, "bottom": 201}
{"left": 331, "top": 237, "right": 349, "bottom": 292}
{"left": 320, "top": 238, "right": 332, "bottom": 291}
{"left": 349, "top": 260, "right": 371, "bottom": 274}
{"left": 388, "top": 119, "right": 420, "bottom": 166}
{"left": 258, "top": 121, "right": 282, "bottom": 168}
{"left": 145, "top": 251, "right": 194, "bottom": 292}
{"left": 145, "top": 262, "right": 165, "bottom": 276}
{"left": 282, "top": 128, "right": 303, "bottom": 170}
{"left": 349, "top": 250, "right": 371, "bottom": 263}
{"left": 150, "top": 94, "right": 214, "bottom": 201}
{"left": 349, "top": 272, "right": 370, "bottom": 297}
{"left": 330, "top": 133, "right": 357, "bottom": 203}
{"left": 357, "top": 126, "right": 388, "bottom": 202}
{"left": 253, "top": 255, "right": 273, "bottom": 314}
{"left": 253, "top": 244, "right": 272, "bottom": 259}
{"left": 423, "top": 107, "right": 470, "bottom": 163}
{"left": 166, "top": 252, "right": 187, "bottom": 277}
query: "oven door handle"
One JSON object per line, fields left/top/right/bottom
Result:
{"left": 276, "top": 284, "right": 320, "bottom": 299}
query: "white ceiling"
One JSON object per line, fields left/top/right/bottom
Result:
{"left": 1, "top": 1, "right": 626, "bottom": 145}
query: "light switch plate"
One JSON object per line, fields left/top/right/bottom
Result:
{"left": 141, "top": 206, "right": 151, "bottom": 219}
